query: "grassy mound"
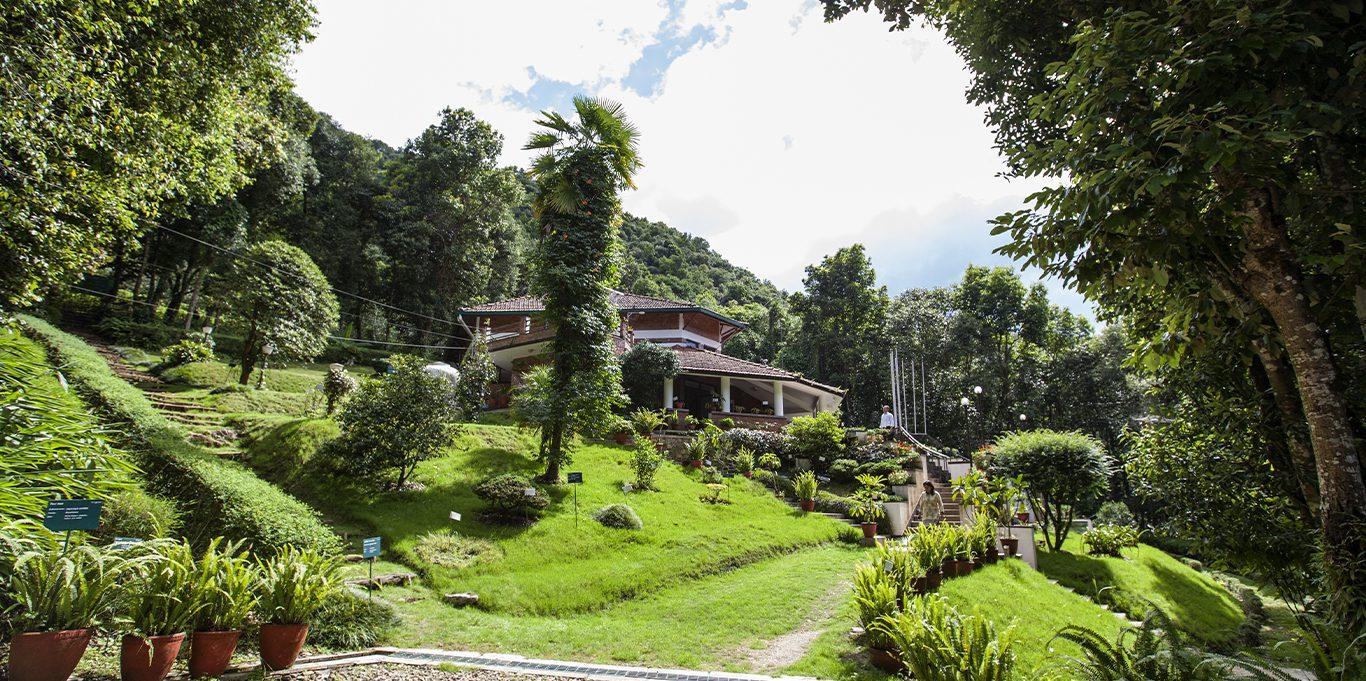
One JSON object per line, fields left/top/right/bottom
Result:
{"left": 789, "top": 558, "right": 1130, "bottom": 680}
{"left": 231, "top": 414, "right": 339, "bottom": 488}
{"left": 1038, "top": 534, "right": 1242, "bottom": 643}
{"left": 22, "top": 317, "right": 340, "bottom": 553}
{"left": 338, "top": 424, "right": 855, "bottom": 615}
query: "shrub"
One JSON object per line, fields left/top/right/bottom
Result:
{"left": 1082, "top": 524, "right": 1140, "bottom": 557}
{"left": 874, "top": 595, "right": 1018, "bottom": 681}
{"left": 828, "top": 458, "right": 860, "bottom": 482}
{"left": 90, "top": 489, "right": 180, "bottom": 542}
{"left": 757, "top": 452, "right": 782, "bottom": 471}
{"left": 814, "top": 490, "right": 852, "bottom": 516}
{"left": 322, "top": 364, "right": 358, "bottom": 415}
{"left": 593, "top": 504, "right": 643, "bottom": 530}
{"left": 700, "top": 483, "right": 729, "bottom": 504}
{"left": 857, "top": 458, "right": 908, "bottom": 478}
{"left": 619, "top": 342, "right": 680, "bottom": 409}
{"left": 785, "top": 412, "right": 845, "bottom": 463}
{"left": 734, "top": 447, "right": 755, "bottom": 475}
{"left": 159, "top": 337, "right": 214, "bottom": 370}
{"left": 1095, "top": 500, "right": 1136, "bottom": 527}
{"left": 94, "top": 317, "right": 181, "bottom": 348}
{"left": 629, "top": 408, "right": 667, "bottom": 436}
{"left": 473, "top": 473, "right": 550, "bottom": 519}
{"left": 724, "top": 428, "right": 790, "bottom": 460}
{"left": 700, "top": 465, "right": 723, "bottom": 484}
{"left": 328, "top": 354, "right": 462, "bottom": 490}
{"left": 1054, "top": 610, "right": 1221, "bottom": 680}
{"left": 22, "top": 317, "right": 341, "bottom": 553}
{"left": 410, "top": 530, "right": 500, "bottom": 569}
{"left": 718, "top": 417, "right": 735, "bottom": 430}
{"left": 987, "top": 429, "right": 1111, "bottom": 551}
{"left": 455, "top": 332, "right": 496, "bottom": 421}
{"left": 752, "top": 469, "right": 793, "bottom": 497}
{"left": 310, "top": 589, "right": 399, "bottom": 649}
{"left": 256, "top": 546, "right": 342, "bottom": 625}
{"left": 793, "top": 470, "right": 819, "bottom": 501}
{"left": 631, "top": 436, "right": 662, "bottom": 490}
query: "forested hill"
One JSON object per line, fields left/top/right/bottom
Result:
{"left": 618, "top": 214, "right": 783, "bottom": 310}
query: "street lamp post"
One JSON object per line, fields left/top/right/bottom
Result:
{"left": 257, "top": 341, "right": 276, "bottom": 390}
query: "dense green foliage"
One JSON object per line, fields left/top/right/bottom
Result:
{"left": 456, "top": 330, "right": 496, "bottom": 420}
{"left": 593, "top": 504, "right": 644, "bottom": 530}
{"left": 620, "top": 342, "right": 680, "bottom": 409}
{"left": 0, "top": 0, "right": 313, "bottom": 309}
{"left": 22, "top": 317, "right": 340, "bottom": 553}
{"left": 525, "top": 97, "right": 638, "bottom": 479}
{"left": 256, "top": 546, "right": 343, "bottom": 625}
{"left": 327, "top": 355, "right": 462, "bottom": 489}
{"left": 987, "top": 429, "right": 1110, "bottom": 551}
{"left": 0, "top": 329, "right": 135, "bottom": 523}
{"left": 874, "top": 594, "right": 1018, "bottom": 681}
{"left": 216, "top": 240, "right": 340, "bottom": 384}
{"left": 4, "top": 542, "right": 136, "bottom": 633}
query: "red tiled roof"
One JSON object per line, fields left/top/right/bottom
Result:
{"left": 460, "top": 290, "right": 747, "bottom": 328}
{"left": 672, "top": 348, "right": 845, "bottom": 395}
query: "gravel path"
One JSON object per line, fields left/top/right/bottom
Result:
{"left": 286, "top": 663, "right": 576, "bottom": 681}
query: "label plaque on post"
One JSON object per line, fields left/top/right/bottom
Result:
{"left": 362, "top": 536, "right": 382, "bottom": 559}
{"left": 567, "top": 472, "right": 583, "bottom": 484}
{"left": 43, "top": 499, "right": 102, "bottom": 531}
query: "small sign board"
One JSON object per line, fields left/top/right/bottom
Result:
{"left": 621, "top": 483, "right": 634, "bottom": 493}
{"left": 722, "top": 472, "right": 735, "bottom": 479}
{"left": 816, "top": 475, "right": 831, "bottom": 484}
{"left": 112, "top": 537, "right": 143, "bottom": 550}
{"left": 362, "top": 536, "right": 382, "bottom": 559}
{"left": 523, "top": 488, "right": 537, "bottom": 497}
{"left": 567, "top": 472, "right": 583, "bottom": 484}
{"left": 43, "top": 499, "right": 102, "bottom": 532}
{"left": 449, "top": 511, "right": 462, "bottom": 522}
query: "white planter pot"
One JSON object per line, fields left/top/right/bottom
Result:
{"left": 890, "top": 484, "right": 913, "bottom": 501}
{"left": 883, "top": 501, "right": 909, "bottom": 537}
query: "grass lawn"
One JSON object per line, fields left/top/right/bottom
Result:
{"left": 787, "top": 558, "right": 1129, "bottom": 681}
{"left": 333, "top": 424, "right": 856, "bottom": 615}
{"left": 1037, "top": 534, "right": 1242, "bottom": 644}
{"left": 346, "top": 545, "right": 865, "bottom": 673}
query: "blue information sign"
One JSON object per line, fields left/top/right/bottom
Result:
{"left": 43, "top": 499, "right": 103, "bottom": 532}
{"left": 362, "top": 536, "right": 382, "bottom": 559}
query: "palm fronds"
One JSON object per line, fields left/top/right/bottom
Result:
{"left": 1051, "top": 608, "right": 1230, "bottom": 680}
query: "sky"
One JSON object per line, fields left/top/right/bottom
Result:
{"left": 291, "top": 0, "right": 1092, "bottom": 315}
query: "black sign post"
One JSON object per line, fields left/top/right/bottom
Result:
{"left": 43, "top": 499, "right": 103, "bottom": 552}
{"left": 567, "top": 472, "right": 583, "bottom": 529}
{"left": 362, "top": 536, "right": 382, "bottom": 600}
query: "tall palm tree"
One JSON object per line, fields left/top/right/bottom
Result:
{"left": 524, "top": 96, "right": 642, "bottom": 217}
{"left": 522, "top": 96, "right": 641, "bottom": 481}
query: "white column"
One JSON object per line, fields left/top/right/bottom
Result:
{"left": 720, "top": 376, "right": 731, "bottom": 412}
{"left": 773, "top": 382, "right": 784, "bottom": 416}
{"left": 663, "top": 377, "right": 675, "bottom": 409}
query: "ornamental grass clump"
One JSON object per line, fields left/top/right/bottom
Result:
{"left": 593, "top": 504, "right": 643, "bottom": 530}
{"left": 256, "top": 547, "right": 342, "bottom": 626}
{"left": 192, "top": 538, "right": 257, "bottom": 632}
{"left": 1081, "top": 524, "right": 1140, "bottom": 557}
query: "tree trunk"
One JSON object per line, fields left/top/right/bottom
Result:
{"left": 541, "top": 422, "right": 563, "bottom": 482}
{"left": 239, "top": 325, "right": 258, "bottom": 385}
{"left": 1239, "top": 186, "right": 1366, "bottom": 632}
{"left": 182, "top": 269, "right": 205, "bottom": 331}
{"left": 1252, "top": 343, "right": 1321, "bottom": 522}
{"left": 101, "top": 240, "right": 127, "bottom": 316}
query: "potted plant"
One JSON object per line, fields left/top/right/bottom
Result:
{"left": 851, "top": 565, "right": 901, "bottom": 673}
{"left": 188, "top": 538, "right": 258, "bottom": 679}
{"left": 793, "top": 471, "right": 819, "bottom": 511}
{"left": 121, "top": 541, "right": 206, "bottom": 681}
{"left": 629, "top": 408, "right": 666, "bottom": 438}
{"left": 5, "top": 542, "right": 131, "bottom": 681}
{"left": 685, "top": 435, "right": 708, "bottom": 469}
{"left": 735, "top": 447, "right": 755, "bottom": 478}
{"left": 849, "top": 474, "right": 887, "bottom": 542}
{"left": 949, "top": 527, "right": 974, "bottom": 577}
{"left": 256, "top": 547, "right": 341, "bottom": 671}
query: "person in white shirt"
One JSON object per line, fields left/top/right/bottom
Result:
{"left": 879, "top": 405, "right": 896, "bottom": 429}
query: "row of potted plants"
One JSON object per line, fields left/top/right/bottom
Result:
{"left": 853, "top": 520, "right": 1019, "bottom": 672}
{"left": 5, "top": 537, "right": 340, "bottom": 681}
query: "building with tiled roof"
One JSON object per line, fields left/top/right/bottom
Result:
{"left": 458, "top": 290, "right": 843, "bottom": 429}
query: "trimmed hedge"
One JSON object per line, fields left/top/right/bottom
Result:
{"left": 21, "top": 317, "right": 341, "bottom": 554}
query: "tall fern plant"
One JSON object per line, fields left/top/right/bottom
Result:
{"left": 5, "top": 542, "right": 136, "bottom": 633}
{"left": 257, "top": 547, "right": 341, "bottom": 625}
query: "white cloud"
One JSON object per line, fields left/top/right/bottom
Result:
{"left": 291, "top": 0, "right": 1087, "bottom": 315}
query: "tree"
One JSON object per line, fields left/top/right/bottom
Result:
{"left": 215, "top": 240, "right": 339, "bottom": 385}
{"left": 327, "top": 355, "right": 461, "bottom": 490}
{"left": 987, "top": 429, "right": 1110, "bottom": 551}
{"left": 619, "top": 342, "right": 680, "bottom": 410}
{"left": 0, "top": 0, "right": 314, "bottom": 311}
{"left": 524, "top": 96, "right": 640, "bottom": 481}
{"left": 824, "top": 0, "right": 1365, "bottom": 627}
{"left": 786, "top": 245, "right": 889, "bottom": 424}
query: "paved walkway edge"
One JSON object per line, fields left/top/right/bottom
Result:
{"left": 222, "top": 647, "right": 829, "bottom": 681}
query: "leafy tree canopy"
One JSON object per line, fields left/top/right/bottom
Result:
{"left": 987, "top": 429, "right": 1111, "bottom": 551}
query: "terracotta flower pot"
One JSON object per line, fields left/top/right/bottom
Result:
{"left": 690, "top": 460, "right": 703, "bottom": 469}
{"left": 259, "top": 623, "right": 309, "bottom": 671}
{"left": 799, "top": 499, "right": 816, "bottom": 512}
{"left": 120, "top": 633, "right": 185, "bottom": 681}
{"left": 613, "top": 431, "right": 632, "bottom": 445}
{"left": 7, "top": 628, "right": 94, "bottom": 681}
{"left": 860, "top": 522, "right": 878, "bottom": 539}
{"left": 911, "top": 576, "right": 929, "bottom": 595}
{"left": 189, "top": 630, "right": 242, "bottom": 679}
{"left": 958, "top": 559, "right": 974, "bottom": 575}
{"left": 1002, "top": 536, "right": 1020, "bottom": 557}
{"left": 869, "top": 647, "right": 904, "bottom": 673}
{"left": 742, "top": 471, "right": 753, "bottom": 479}
{"left": 941, "top": 558, "right": 956, "bottom": 578}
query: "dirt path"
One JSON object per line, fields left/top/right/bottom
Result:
{"left": 740, "top": 578, "right": 850, "bottom": 672}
